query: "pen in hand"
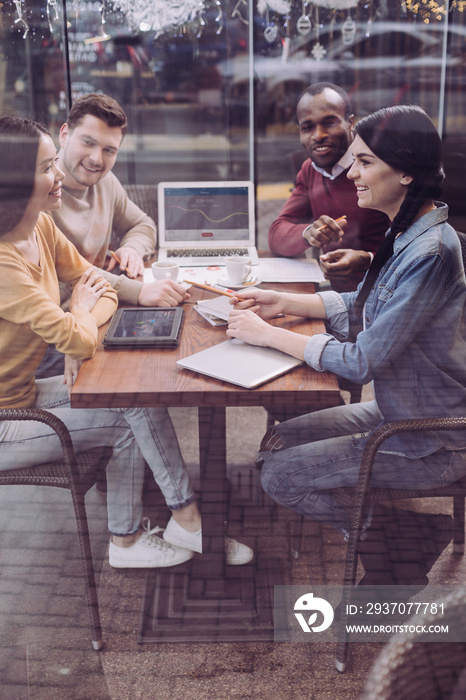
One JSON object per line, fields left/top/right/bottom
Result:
{"left": 183, "top": 280, "right": 236, "bottom": 298}
{"left": 109, "top": 250, "right": 126, "bottom": 273}
{"left": 316, "top": 215, "right": 347, "bottom": 232}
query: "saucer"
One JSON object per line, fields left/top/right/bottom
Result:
{"left": 216, "top": 275, "right": 261, "bottom": 289}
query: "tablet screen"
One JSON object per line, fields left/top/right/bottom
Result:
{"left": 103, "top": 307, "right": 184, "bottom": 348}
{"left": 113, "top": 309, "right": 177, "bottom": 339}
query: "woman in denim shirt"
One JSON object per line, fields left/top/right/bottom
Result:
{"left": 228, "top": 105, "right": 466, "bottom": 587}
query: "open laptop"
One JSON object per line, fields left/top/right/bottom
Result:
{"left": 157, "top": 181, "right": 258, "bottom": 266}
{"left": 177, "top": 340, "right": 302, "bottom": 389}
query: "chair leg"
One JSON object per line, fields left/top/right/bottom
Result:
{"left": 290, "top": 514, "right": 304, "bottom": 559}
{"left": 71, "top": 487, "right": 103, "bottom": 650}
{"left": 266, "top": 411, "right": 275, "bottom": 432}
{"left": 453, "top": 496, "right": 465, "bottom": 555}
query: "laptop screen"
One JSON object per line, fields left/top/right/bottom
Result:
{"left": 158, "top": 181, "right": 255, "bottom": 247}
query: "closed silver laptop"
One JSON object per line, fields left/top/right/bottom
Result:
{"left": 177, "top": 340, "right": 302, "bottom": 389}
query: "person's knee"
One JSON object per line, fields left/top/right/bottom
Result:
{"left": 260, "top": 459, "right": 283, "bottom": 499}
{"left": 260, "top": 426, "right": 284, "bottom": 452}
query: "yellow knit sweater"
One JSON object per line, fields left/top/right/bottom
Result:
{"left": 0, "top": 212, "right": 118, "bottom": 408}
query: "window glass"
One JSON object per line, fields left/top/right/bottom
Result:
{"left": 0, "top": 1, "right": 465, "bottom": 228}
{"left": 0, "top": 0, "right": 67, "bottom": 135}
{"left": 66, "top": 0, "right": 253, "bottom": 183}
{"left": 252, "top": 1, "right": 466, "bottom": 230}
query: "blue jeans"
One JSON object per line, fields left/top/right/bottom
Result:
{"left": 260, "top": 401, "right": 466, "bottom": 535}
{"left": 0, "top": 376, "right": 195, "bottom": 536}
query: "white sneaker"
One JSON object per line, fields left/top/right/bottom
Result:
{"left": 163, "top": 517, "right": 254, "bottom": 565}
{"left": 109, "top": 517, "right": 193, "bottom": 568}
{"left": 225, "top": 536, "right": 254, "bottom": 566}
{"left": 163, "top": 516, "right": 202, "bottom": 553}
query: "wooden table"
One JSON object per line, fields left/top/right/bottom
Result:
{"left": 71, "top": 282, "right": 340, "bottom": 642}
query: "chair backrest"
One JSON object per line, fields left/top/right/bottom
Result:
{"left": 362, "top": 587, "right": 466, "bottom": 700}
{"left": 109, "top": 184, "right": 158, "bottom": 253}
{"left": 123, "top": 184, "right": 158, "bottom": 224}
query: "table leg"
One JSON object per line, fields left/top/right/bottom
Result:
{"left": 191, "top": 406, "right": 229, "bottom": 588}
{"left": 139, "top": 407, "right": 280, "bottom": 642}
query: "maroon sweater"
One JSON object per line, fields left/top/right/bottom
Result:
{"left": 269, "top": 158, "right": 389, "bottom": 271}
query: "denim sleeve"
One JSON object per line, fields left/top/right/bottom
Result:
{"left": 303, "top": 291, "right": 349, "bottom": 370}
{"left": 315, "top": 251, "right": 450, "bottom": 384}
{"left": 316, "top": 290, "right": 352, "bottom": 341}
{"left": 304, "top": 333, "right": 333, "bottom": 371}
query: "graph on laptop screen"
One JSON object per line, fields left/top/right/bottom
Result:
{"left": 162, "top": 185, "right": 251, "bottom": 243}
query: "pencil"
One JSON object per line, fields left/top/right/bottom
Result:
{"left": 316, "top": 215, "right": 347, "bottom": 232}
{"left": 110, "top": 250, "right": 126, "bottom": 271}
{"left": 183, "top": 280, "right": 236, "bottom": 298}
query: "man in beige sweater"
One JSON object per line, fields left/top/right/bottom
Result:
{"left": 38, "top": 93, "right": 188, "bottom": 377}
{"left": 51, "top": 92, "right": 186, "bottom": 306}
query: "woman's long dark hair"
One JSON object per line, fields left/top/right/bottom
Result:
{"left": 0, "top": 116, "right": 50, "bottom": 236}
{"left": 352, "top": 105, "right": 444, "bottom": 318}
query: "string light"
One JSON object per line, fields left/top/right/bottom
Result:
{"left": 404, "top": 0, "right": 466, "bottom": 22}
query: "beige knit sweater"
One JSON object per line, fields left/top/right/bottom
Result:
{"left": 50, "top": 171, "right": 156, "bottom": 305}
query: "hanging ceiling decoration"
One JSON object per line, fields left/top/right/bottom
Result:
{"left": 257, "top": 0, "right": 291, "bottom": 14}
{"left": 109, "top": 0, "right": 206, "bottom": 33}
{"left": 13, "top": 0, "right": 29, "bottom": 37}
{"left": 309, "top": 0, "right": 359, "bottom": 8}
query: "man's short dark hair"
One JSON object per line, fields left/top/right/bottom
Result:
{"left": 297, "top": 83, "right": 353, "bottom": 121}
{"left": 67, "top": 93, "right": 127, "bottom": 136}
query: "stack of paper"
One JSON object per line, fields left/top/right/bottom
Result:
{"left": 143, "top": 258, "right": 324, "bottom": 286}
{"left": 257, "top": 257, "right": 325, "bottom": 283}
{"left": 194, "top": 295, "right": 232, "bottom": 326}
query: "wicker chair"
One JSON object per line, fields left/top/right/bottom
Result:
{"left": 0, "top": 408, "right": 111, "bottom": 650}
{"left": 362, "top": 586, "right": 466, "bottom": 700}
{"left": 108, "top": 184, "right": 158, "bottom": 257}
{"left": 123, "top": 184, "right": 158, "bottom": 224}
{"left": 335, "top": 417, "right": 466, "bottom": 673}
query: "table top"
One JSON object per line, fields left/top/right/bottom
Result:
{"left": 71, "top": 282, "right": 340, "bottom": 410}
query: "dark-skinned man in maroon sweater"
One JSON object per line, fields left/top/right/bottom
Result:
{"left": 269, "top": 82, "right": 389, "bottom": 293}
{"left": 268, "top": 83, "right": 389, "bottom": 407}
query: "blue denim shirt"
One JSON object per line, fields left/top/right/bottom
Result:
{"left": 304, "top": 204, "right": 466, "bottom": 458}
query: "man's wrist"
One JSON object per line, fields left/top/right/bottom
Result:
{"left": 302, "top": 224, "right": 313, "bottom": 244}
{"left": 359, "top": 250, "right": 374, "bottom": 271}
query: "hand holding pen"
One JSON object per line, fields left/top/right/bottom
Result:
{"left": 106, "top": 248, "right": 145, "bottom": 278}
{"left": 302, "top": 215, "right": 347, "bottom": 250}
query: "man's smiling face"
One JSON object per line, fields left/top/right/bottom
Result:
{"left": 297, "top": 88, "right": 354, "bottom": 173}
{"left": 58, "top": 114, "right": 123, "bottom": 190}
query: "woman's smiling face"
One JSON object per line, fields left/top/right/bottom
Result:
{"left": 26, "top": 133, "right": 64, "bottom": 215}
{"left": 347, "top": 134, "right": 413, "bottom": 220}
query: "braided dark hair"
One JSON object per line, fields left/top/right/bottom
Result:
{"left": 352, "top": 105, "right": 444, "bottom": 318}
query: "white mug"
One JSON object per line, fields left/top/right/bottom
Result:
{"left": 152, "top": 261, "right": 179, "bottom": 282}
{"left": 225, "top": 255, "right": 252, "bottom": 285}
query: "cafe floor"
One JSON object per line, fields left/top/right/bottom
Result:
{"left": 2, "top": 396, "right": 465, "bottom": 700}
{"left": 1, "top": 190, "right": 465, "bottom": 699}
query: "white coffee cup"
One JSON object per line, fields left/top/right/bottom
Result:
{"left": 152, "top": 261, "right": 179, "bottom": 282}
{"left": 225, "top": 255, "right": 252, "bottom": 286}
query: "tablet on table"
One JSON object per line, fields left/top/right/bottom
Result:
{"left": 103, "top": 307, "right": 184, "bottom": 348}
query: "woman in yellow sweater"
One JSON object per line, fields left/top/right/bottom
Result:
{"left": 0, "top": 116, "right": 253, "bottom": 568}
